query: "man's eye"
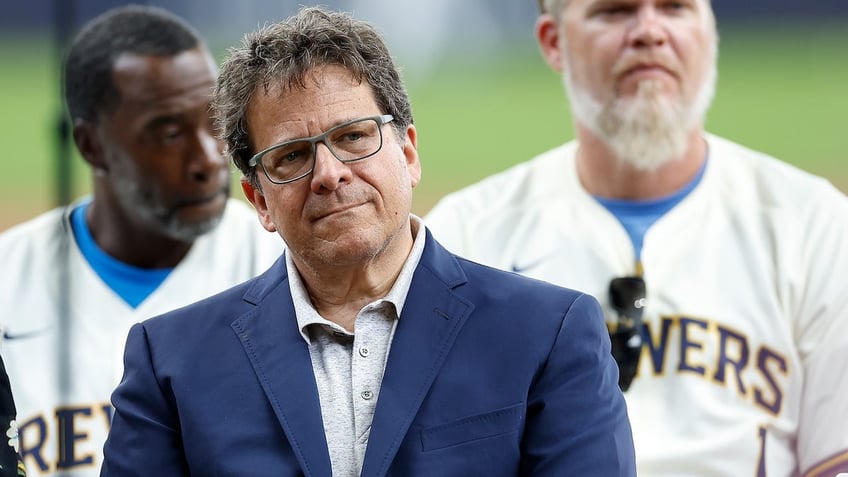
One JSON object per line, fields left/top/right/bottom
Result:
{"left": 272, "top": 143, "right": 311, "bottom": 164}
{"left": 156, "top": 125, "right": 184, "bottom": 144}
{"left": 282, "top": 150, "right": 306, "bottom": 162}
{"left": 341, "top": 132, "right": 365, "bottom": 142}
{"left": 591, "top": 4, "right": 635, "bottom": 18}
{"left": 662, "top": 1, "right": 687, "bottom": 12}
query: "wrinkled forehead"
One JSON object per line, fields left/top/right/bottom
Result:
{"left": 548, "top": 0, "right": 715, "bottom": 15}
{"left": 555, "top": 0, "right": 717, "bottom": 34}
{"left": 244, "top": 65, "right": 378, "bottom": 141}
{"left": 250, "top": 64, "right": 366, "bottom": 111}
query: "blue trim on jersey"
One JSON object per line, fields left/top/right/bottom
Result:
{"left": 594, "top": 159, "right": 707, "bottom": 260}
{"left": 70, "top": 201, "right": 173, "bottom": 308}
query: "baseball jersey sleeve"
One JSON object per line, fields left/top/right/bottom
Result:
{"left": 794, "top": 183, "right": 848, "bottom": 476}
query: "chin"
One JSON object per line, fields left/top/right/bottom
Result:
{"left": 161, "top": 214, "right": 223, "bottom": 242}
{"left": 313, "top": 232, "right": 389, "bottom": 266}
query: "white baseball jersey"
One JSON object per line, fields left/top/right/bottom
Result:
{"left": 424, "top": 135, "right": 848, "bottom": 477}
{"left": 0, "top": 198, "right": 282, "bottom": 477}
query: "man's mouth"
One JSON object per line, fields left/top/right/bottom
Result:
{"left": 313, "top": 202, "right": 363, "bottom": 221}
{"left": 175, "top": 189, "right": 228, "bottom": 214}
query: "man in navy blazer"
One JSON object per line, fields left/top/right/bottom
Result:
{"left": 101, "top": 7, "right": 635, "bottom": 477}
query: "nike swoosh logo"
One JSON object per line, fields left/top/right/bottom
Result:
{"left": 511, "top": 253, "right": 554, "bottom": 274}
{"left": 3, "top": 329, "right": 48, "bottom": 340}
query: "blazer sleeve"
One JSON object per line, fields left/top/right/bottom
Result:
{"left": 101, "top": 323, "right": 190, "bottom": 477}
{"left": 519, "top": 293, "right": 636, "bottom": 476}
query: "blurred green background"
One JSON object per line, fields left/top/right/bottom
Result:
{"left": 0, "top": 21, "right": 846, "bottom": 231}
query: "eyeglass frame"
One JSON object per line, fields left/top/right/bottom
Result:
{"left": 607, "top": 275, "right": 647, "bottom": 392}
{"left": 247, "top": 114, "right": 395, "bottom": 185}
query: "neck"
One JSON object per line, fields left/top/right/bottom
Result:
{"left": 293, "top": 219, "right": 416, "bottom": 331}
{"left": 574, "top": 125, "right": 708, "bottom": 200}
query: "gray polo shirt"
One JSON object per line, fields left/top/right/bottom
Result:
{"left": 287, "top": 216, "right": 427, "bottom": 477}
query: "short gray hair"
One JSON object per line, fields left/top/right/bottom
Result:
{"left": 213, "top": 6, "right": 413, "bottom": 186}
{"left": 64, "top": 5, "right": 203, "bottom": 122}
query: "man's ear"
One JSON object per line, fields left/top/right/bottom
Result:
{"left": 241, "top": 177, "right": 277, "bottom": 233}
{"left": 73, "top": 118, "right": 107, "bottom": 173}
{"left": 402, "top": 124, "right": 421, "bottom": 189}
{"left": 535, "top": 13, "right": 565, "bottom": 73}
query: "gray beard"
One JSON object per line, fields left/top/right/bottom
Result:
{"left": 564, "top": 66, "right": 716, "bottom": 171}
{"left": 110, "top": 170, "right": 225, "bottom": 243}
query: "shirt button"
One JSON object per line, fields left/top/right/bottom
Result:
{"left": 359, "top": 346, "right": 370, "bottom": 357}
{"left": 361, "top": 390, "right": 373, "bottom": 400}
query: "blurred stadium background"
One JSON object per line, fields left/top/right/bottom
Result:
{"left": 0, "top": 1, "right": 846, "bottom": 231}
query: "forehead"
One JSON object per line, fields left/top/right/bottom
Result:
{"left": 247, "top": 65, "right": 379, "bottom": 136}
{"left": 110, "top": 47, "right": 217, "bottom": 114}
{"left": 566, "top": 0, "right": 712, "bottom": 11}
{"left": 561, "top": 0, "right": 716, "bottom": 35}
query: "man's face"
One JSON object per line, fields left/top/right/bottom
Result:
{"left": 242, "top": 64, "right": 421, "bottom": 268}
{"left": 540, "top": 0, "right": 717, "bottom": 168}
{"left": 92, "top": 46, "right": 229, "bottom": 241}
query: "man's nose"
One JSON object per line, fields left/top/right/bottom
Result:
{"left": 187, "top": 128, "right": 226, "bottom": 182}
{"left": 309, "top": 141, "right": 353, "bottom": 192}
{"left": 628, "top": 7, "right": 668, "bottom": 48}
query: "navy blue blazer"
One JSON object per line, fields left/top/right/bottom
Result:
{"left": 101, "top": 232, "right": 635, "bottom": 476}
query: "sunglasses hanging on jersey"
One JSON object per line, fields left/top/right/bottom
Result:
{"left": 608, "top": 275, "right": 647, "bottom": 392}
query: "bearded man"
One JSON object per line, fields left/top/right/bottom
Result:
{"left": 425, "top": 1, "right": 848, "bottom": 476}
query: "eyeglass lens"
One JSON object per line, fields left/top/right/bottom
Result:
{"left": 260, "top": 117, "right": 384, "bottom": 183}
{"left": 608, "top": 276, "right": 647, "bottom": 392}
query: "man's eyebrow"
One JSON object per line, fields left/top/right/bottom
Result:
{"left": 142, "top": 113, "right": 183, "bottom": 130}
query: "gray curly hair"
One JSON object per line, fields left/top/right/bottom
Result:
{"left": 213, "top": 6, "right": 413, "bottom": 187}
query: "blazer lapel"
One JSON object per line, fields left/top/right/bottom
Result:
{"left": 231, "top": 259, "right": 332, "bottom": 477}
{"left": 360, "top": 234, "right": 474, "bottom": 477}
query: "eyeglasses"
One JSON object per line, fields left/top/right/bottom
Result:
{"left": 248, "top": 114, "right": 394, "bottom": 184}
{"left": 608, "top": 276, "right": 647, "bottom": 392}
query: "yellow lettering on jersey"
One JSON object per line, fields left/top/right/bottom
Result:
{"left": 643, "top": 316, "right": 676, "bottom": 377}
{"left": 18, "top": 401, "right": 114, "bottom": 474}
{"left": 754, "top": 346, "right": 788, "bottom": 416}
{"left": 713, "top": 325, "right": 750, "bottom": 397}
{"left": 19, "top": 415, "right": 50, "bottom": 473}
{"left": 639, "top": 315, "right": 788, "bottom": 415}
{"left": 55, "top": 406, "right": 95, "bottom": 469}
{"left": 678, "top": 317, "right": 709, "bottom": 376}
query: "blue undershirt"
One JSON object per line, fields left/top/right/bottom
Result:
{"left": 594, "top": 160, "right": 707, "bottom": 261}
{"left": 70, "top": 201, "right": 173, "bottom": 308}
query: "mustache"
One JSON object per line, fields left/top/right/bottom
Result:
{"left": 172, "top": 186, "right": 230, "bottom": 210}
{"left": 613, "top": 56, "right": 678, "bottom": 77}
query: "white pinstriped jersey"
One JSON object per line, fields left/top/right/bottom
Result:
{"left": 424, "top": 135, "right": 848, "bottom": 477}
{"left": 0, "top": 198, "right": 282, "bottom": 477}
